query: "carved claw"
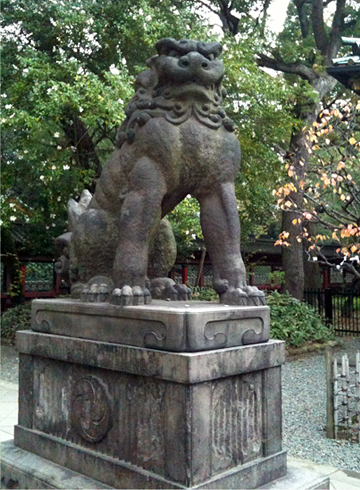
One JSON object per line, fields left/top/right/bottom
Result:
{"left": 150, "top": 278, "right": 191, "bottom": 301}
{"left": 79, "top": 276, "right": 114, "bottom": 303}
{"left": 81, "top": 282, "right": 112, "bottom": 303}
{"left": 165, "top": 285, "right": 178, "bottom": 301}
{"left": 98, "top": 283, "right": 111, "bottom": 302}
{"left": 243, "top": 286, "right": 266, "bottom": 306}
{"left": 173, "top": 283, "right": 192, "bottom": 301}
{"left": 219, "top": 286, "right": 266, "bottom": 306}
{"left": 111, "top": 288, "right": 123, "bottom": 305}
{"left": 88, "top": 284, "right": 99, "bottom": 302}
{"left": 110, "top": 286, "right": 152, "bottom": 306}
{"left": 80, "top": 287, "right": 90, "bottom": 302}
{"left": 144, "top": 288, "right": 152, "bottom": 304}
{"left": 220, "top": 288, "right": 248, "bottom": 306}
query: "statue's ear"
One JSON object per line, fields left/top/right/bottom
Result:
{"left": 135, "top": 69, "right": 158, "bottom": 90}
{"left": 146, "top": 56, "right": 157, "bottom": 68}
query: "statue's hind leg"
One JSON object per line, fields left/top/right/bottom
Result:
{"left": 197, "top": 182, "right": 265, "bottom": 306}
{"left": 70, "top": 206, "right": 119, "bottom": 299}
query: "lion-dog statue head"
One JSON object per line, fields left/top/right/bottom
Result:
{"left": 116, "top": 38, "right": 236, "bottom": 149}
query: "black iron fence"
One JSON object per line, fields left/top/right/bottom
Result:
{"left": 304, "top": 289, "right": 360, "bottom": 336}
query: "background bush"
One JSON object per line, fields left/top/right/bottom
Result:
{"left": 267, "top": 291, "right": 334, "bottom": 347}
{"left": 191, "top": 287, "right": 219, "bottom": 302}
{"left": 1, "top": 302, "right": 32, "bottom": 344}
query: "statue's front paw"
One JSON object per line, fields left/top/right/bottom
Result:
{"left": 80, "top": 276, "right": 114, "bottom": 303}
{"left": 219, "top": 288, "right": 248, "bottom": 306}
{"left": 242, "top": 286, "right": 266, "bottom": 306}
{"left": 110, "top": 286, "right": 151, "bottom": 306}
{"left": 219, "top": 286, "right": 266, "bottom": 306}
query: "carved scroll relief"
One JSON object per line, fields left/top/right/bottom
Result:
{"left": 211, "top": 374, "right": 262, "bottom": 473}
{"left": 71, "top": 376, "right": 112, "bottom": 443}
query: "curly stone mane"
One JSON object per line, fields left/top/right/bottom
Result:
{"left": 116, "top": 38, "right": 236, "bottom": 148}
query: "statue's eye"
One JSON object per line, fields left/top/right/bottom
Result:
{"left": 169, "top": 50, "right": 180, "bottom": 58}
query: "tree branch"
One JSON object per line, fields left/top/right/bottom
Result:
{"left": 255, "top": 53, "right": 317, "bottom": 83}
{"left": 293, "top": 0, "right": 310, "bottom": 39}
{"left": 312, "top": 0, "right": 329, "bottom": 56}
{"left": 216, "top": 0, "right": 240, "bottom": 35}
{"left": 305, "top": 192, "right": 357, "bottom": 226}
{"left": 328, "top": 0, "right": 346, "bottom": 61}
{"left": 315, "top": 251, "right": 360, "bottom": 279}
{"left": 342, "top": 262, "right": 360, "bottom": 280}
{"left": 193, "top": 0, "right": 220, "bottom": 16}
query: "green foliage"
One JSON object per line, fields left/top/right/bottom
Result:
{"left": 267, "top": 291, "right": 334, "bottom": 347}
{"left": 2, "top": 251, "right": 24, "bottom": 302}
{"left": 221, "top": 35, "right": 295, "bottom": 240}
{"left": 1, "top": 0, "right": 209, "bottom": 255}
{"left": 167, "top": 197, "right": 203, "bottom": 258}
{"left": 268, "top": 270, "right": 285, "bottom": 286}
{"left": 275, "top": 2, "right": 321, "bottom": 68}
{"left": 191, "top": 287, "right": 218, "bottom": 302}
{"left": 1, "top": 302, "right": 32, "bottom": 343}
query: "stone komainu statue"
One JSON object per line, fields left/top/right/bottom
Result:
{"left": 66, "top": 38, "right": 265, "bottom": 306}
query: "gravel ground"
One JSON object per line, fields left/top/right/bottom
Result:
{"left": 1, "top": 337, "right": 359, "bottom": 471}
{"left": 283, "top": 337, "right": 360, "bottom": 472}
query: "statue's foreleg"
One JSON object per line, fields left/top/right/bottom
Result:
{"left": 111, "top": 157, "right": 167, "bottom": 305}
{"left": 198, "top": 182, "right": 265, "bottom": 306}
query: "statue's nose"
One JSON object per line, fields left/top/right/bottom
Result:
{"left": 178, "top": 52, "right": 210, "bottom": 70}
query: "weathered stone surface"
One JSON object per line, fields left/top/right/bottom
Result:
{"left": 1, "top": 441, "right": 330, "bottom": 490}
{"left": 12, "top": 428, "right": 287, "bottom": 489}
{"left": 260, "top": 458, "right": 330, "bottom": 490}
{"left": 17, "top": 331, "right": 284, "bottom": 383}
{"left": 64, "top": 37, "right": 265, "bottom": 307}
{"left": 0, "top": 440, "right": 111, "bottom": 489}
{"left": 15, "top": 328, "right": 286, "bottom": 488}
{"left": 31, "top": 298, "right": 270, "bottom": 351}
{"left": 147, "top": 217, "right": 177, "bottom": 279}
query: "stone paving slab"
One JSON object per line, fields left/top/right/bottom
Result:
{"left": 0, "top": 380, "right": 18, "bottom": 443}
{"left": 1, "top": 439, "right": 111, "bottom": 489}
{"left": 3, "top": 439, "right": 354, "bottom": 490}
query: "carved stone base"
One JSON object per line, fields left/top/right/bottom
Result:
{"left": 14, "top": 322, "right": 286, "bottom": 489}
{"left": 31, "top": 298, "right": 270, "bottom": 351}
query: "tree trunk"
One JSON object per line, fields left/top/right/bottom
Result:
{"left": 282, "top": 74, "right": 336, "bottom": 300}
{"left": 282, "top": 118, "right": 310, "bottom": 300}
{"left": 282, "top": 214, "right": 305, "bottom": 300}
{"left": 303, "top": 223, "right": 322, "bottom": 290}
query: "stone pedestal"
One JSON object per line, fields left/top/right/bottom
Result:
{"left": 13, "top": 299, "right": 286, "bottom": 489}
{"left": 30, "top": 298, "right": 271, "bottom": 351}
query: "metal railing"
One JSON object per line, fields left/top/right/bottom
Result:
{"left": 304, "top": 289, "right": 360, "bottom": 336}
